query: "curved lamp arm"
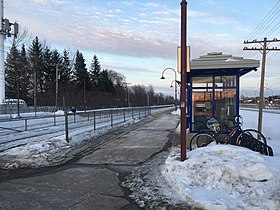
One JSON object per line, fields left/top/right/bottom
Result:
{"left": 160, "top": 68, "right": 177, "bottom": 81}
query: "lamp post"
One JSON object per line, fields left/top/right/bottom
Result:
{"left": 160, "top": 68, "right": 178, "bottom": 110}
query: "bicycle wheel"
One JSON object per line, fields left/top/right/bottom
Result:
{"left": 237, "top": 129, "right": 267, "bottom": 145}
{"left": 189, "top": 132, "right": 216, "bottom": 151}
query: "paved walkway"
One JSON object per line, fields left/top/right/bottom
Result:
{"left": 0, "top": 111, "right": 180, "bottom": 210}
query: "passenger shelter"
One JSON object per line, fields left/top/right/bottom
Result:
{"left": 188, "top": 52, "right": 260, "bottom": 132}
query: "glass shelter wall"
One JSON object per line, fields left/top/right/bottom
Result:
{"left": 191, "top": 75, "right": 237, "bottom": 132}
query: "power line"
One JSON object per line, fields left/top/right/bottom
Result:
{"left": 246, "top": 0, "right": 280, "bottom": 40}
{"left": 256, "top": 12, "right": 280, "bottom": 40}
{"left": 234, "top": 0, "right": 280, "bottom": 59}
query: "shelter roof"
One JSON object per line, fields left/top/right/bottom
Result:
{"left": 190, "top": 52, "right": 260, "bottom": 76}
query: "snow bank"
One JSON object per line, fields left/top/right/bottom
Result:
{"left": 162, "top": 145, "right": 280, "bottom": 210}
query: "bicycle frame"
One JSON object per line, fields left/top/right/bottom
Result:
{"left": 213, "top": 124, "right": 243, "bottom": 145}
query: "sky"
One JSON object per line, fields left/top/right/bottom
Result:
{"left": 4, "top": 0, "right": 280, "bottom": 97}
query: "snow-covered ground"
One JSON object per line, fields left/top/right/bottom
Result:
{"left": 0, "top": 107, "right": 279, "bottom": 209}
{"left": 162, "top": 109, "right": 280, "bottom": 210}
{"left": 0, "top": 107, "right": 170, "bottom": 169}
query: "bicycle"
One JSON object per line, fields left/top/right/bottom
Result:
{"left": 189, "top": 115, "right": 273, "bottom": 156}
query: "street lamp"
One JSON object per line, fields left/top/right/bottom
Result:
{"left": 170, "top": 80, "right": 181, "bottom": 88}
{"left": 160, "top": 68, "right": 178, "bottom": 110}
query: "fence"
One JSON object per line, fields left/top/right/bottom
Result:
{"left": 0, "top": 105, "right": 173, "bottom": 148}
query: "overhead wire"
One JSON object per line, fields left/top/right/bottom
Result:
{"left": 238, "top": 0, "right": 280, "bottom": 61}
{"left": 256, "top": 12, "right": 280, "bottom": 40}
{"left": 245, "top": 0, "right": 280, "bottom": 41}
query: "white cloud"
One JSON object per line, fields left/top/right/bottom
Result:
{"left": 152, "top": 10, "right": 172, "bottom": 15}
{"left": 139, "top": 13, "right": 147, "bottom": 17}
{"left": 199, "top": 16, "right": 240, "bottom": 25}
{"left": 115, "top": 9, "right": 123, "bottom": 13}
{"left": 31, "top": 0, "right": 66, "bottom": 4}
{"left": 188, "top": 10, "right": 207, "bottom": 17}
{"left": 145, "top": 3, "right": 160, "bottom": 7}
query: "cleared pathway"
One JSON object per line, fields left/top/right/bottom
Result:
{"left": 0, "top": 111, "right": 180, "bottom": 210}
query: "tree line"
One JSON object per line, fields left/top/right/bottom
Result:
{"left": 5, "top": 36, "right": 174, "bottom": 109}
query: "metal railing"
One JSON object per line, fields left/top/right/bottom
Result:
{"left": 0, "top": 105, "right": 173, "bottom": 150}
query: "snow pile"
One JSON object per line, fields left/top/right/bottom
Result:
{"left": 162, "top": 145, "right": 280, "bottom": 210}
{"left": 2, "top": 138, "right": 71, "bottom": 169}
{"left": 55, "top": 110, "right": 65, "bottom": 115}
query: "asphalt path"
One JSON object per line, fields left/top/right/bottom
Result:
{"left": 0, "top": 110, "right": 180, "bottom": 210}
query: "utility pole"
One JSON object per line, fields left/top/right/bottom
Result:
{"left": 55, "top": 65, "right": 59, "bottom": 110}
{"left": 243, "top": 38, "right": 280, "bottom": 134}
{"left": 0, "top": 0, "right": 19, "bottom": 104}
{"left": 50, "top": 63, "right": 62, "bottom": 110}
{"left": 34, "top": 68, "right": 37, "bottom": 116}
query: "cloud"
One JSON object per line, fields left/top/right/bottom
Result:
{"left": 31, "top": 0, "right": 66, "bottom": 4}
{"left": 145, "top": 3, "right": 160, "bottom": 7}
{"left": 199, "top": 16, "right": 240, "bottom": 25}
{"left": 139, "top": 13, "right": 147, "bottom": 17}
{"left": 188, "top": 10, "right": 207, "bottom": 17}
{"left": 6, "top": 0, "right": 181, "bottom": 60}
{"left": 152, "top": 10, "right": 172, "bottom": 15}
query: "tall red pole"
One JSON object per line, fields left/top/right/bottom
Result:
{"left": 180, "top": 0, "right": 187, "bottom": 161}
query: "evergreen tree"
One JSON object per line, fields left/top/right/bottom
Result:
{"left": 89, "top": 54, "right": 101, "bottom": 89}
{"left": 60, "top": 49, "right": 72, "bottom": 86}
{"left": 28, "top": 36, "right": 44, "bottom": 96}
{"left": 73, "top": 50, "right": 90, "bottom": 90}
{"left": 99, "top": 69, "right": 114, "bottom": 93}
{"left": 5, "top": 41, "right": 21, "bottom": 99}
{"left": 42, "top": 46, "right": 52, "bottom": 91}
{"left": 20, "top": 44, "right": 32, "bottom": 102}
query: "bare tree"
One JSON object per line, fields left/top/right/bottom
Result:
{"left": 9, "top": 27, "right": 32, "bottom": 47}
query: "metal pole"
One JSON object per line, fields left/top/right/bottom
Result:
{"left": 258, "top": 37, "right": 267, "bottom": 134}
{"left": 180, "top": 0, "right": 187, "bottom": 161}
{"left": 16, "top": 64, "right": 20, "bottom": 117}
{"left": 83, "top": 75, "right": 86, "bottom": 112}
{"left": 0, "top": 0, "right": 5, "bottom": 103}
{"left": 64, "top": 110, "right": 69, "bottom": 142}
{"left": 132, "top": 107, "right": 134, "bottom": 119}
{"left": 111, "top": 109, "right": 113, "bottom": 127}
{"left": 175, "top": 74, "right": 178, "bottom": 111}
{"left": 63, "top": 97, "right": 69, "bottom": 142}
{"left": 124, "top": 108, "right": 126, "bottom": 122}
{"left": 55, "top": 65, "right": 59, "bottom": 110}
{"left": 25, "top": 119, "right": 27, "bottom": 131}
{"left": 34, "top": 69, "right": 37, "bottom": 117}
{"left": 93, "top": 111, "right": 96, "bottom": 130}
